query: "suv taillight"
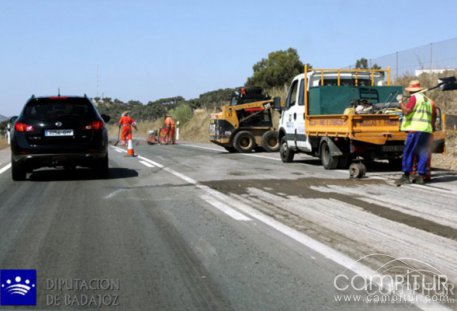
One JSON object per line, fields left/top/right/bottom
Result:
{"left": 84, "top": 121, "right": 104, "bottom": 130}
{"left": 15, "top": 122, "right": 34, "bottom": 132}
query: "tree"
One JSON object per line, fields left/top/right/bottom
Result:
{"left": 371, "top": 64, "right": 381, "bottom": 70}
{"left": 246, "top": 48, "right": 307, "bottom": 89}
{"left": 355, "top": 58, "right": 368, "bottom": 69}
{"left": 355, "top": 58, "right": 381, "bottom": 70}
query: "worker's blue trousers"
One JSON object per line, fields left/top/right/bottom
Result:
{"left": 402, "top": 132, "right": 431, "bottom": 175}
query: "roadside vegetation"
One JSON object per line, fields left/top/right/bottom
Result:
{"left": 0, "top": 137, "right": 8, "bottom": 150}
{"left": 0, "top": 121, "right": 10, "bottom": 150}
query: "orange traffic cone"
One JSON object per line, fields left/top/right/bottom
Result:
{"left": 127, "top": 139, "right": 135, "bottom": 156}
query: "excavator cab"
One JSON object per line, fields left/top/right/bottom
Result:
{"left": 230, "top": 87, "right": 271, "bottom": 106}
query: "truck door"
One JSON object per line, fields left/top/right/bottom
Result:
{"left": 282, "top": 78, "right": 311, "bottom": 152}
{"left": 295, "top": 78, "right": 311, "bottom": 151}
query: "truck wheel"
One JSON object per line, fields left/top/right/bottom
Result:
{"left": 12, "top": 161, "right": 26, "bottom": 181}
{"left": 337, "top": 155, "right": 351, "bottom": 169}
{"left": 320, "top": 141, "right": 339, "bottom": 169}
{"left": 261, "top": 130, "right": 279, "bottom": 152}
{"left": 233, "top": 131, "right": 256, "bottom": 153}
{"left": 280, "top": 136, "right": 294, "bottom": 163}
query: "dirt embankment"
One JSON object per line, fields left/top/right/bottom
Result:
{"left": 433, "top": 130, "right": 457, "bottom": 170}
{"left": 179, "top": 109, "right": 211, "bottom": 142}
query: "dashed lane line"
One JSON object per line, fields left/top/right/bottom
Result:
{"left": 139, "top": 160, "right": 155, "bottom": 168}
{"left": 179, "top": 144, "right": 281, "bottom": 161}
{"left": 200, "top": 194, "right": 251, "bottom": 221}
{"left": 0, "top": 163, "right": 11, "bottom": 175}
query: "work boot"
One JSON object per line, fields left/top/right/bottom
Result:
{"left": 415, "top": 175, "right": 426, "bottom": 185}
{"left": 395, "top": 174, "right": 410, "bottom": 186}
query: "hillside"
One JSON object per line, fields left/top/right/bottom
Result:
{"left": 96, "top": 88, "right": 234, "bottom": 124}
{"left": 0, "top": 114, "right": 7, "bottom": 121}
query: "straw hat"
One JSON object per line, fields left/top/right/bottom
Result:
{"left": 405, "top": 80, "right": 425, "bottom": 92}
{"left": 122, "top": 111, "right": 130, "bottom": 116}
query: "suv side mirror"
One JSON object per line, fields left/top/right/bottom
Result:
{"left": 273, "top": 97, "right": 282, "bottom": 111}
{"left": 9, "top": 116, "right": 18, "bottom": 124}
{"left": 101, "top": 114, "right": 111, "bottom": 123}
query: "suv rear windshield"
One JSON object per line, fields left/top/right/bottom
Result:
{"left": 23, "top": 98, "right": 97, "bottom": 121}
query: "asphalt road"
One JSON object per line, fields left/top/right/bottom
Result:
{"left": 0, "top": 142, "right": 456, "bottom": 310}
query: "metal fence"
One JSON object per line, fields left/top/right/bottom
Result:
{"left": 361, "top": 37, "right": 457, "bottom": 80}
{"left": 446, "top": 114, "right": 457, "bottom": 130}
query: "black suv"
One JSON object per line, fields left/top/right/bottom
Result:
{"left": 10, "top": 95, "right": 110, "bottom": 180}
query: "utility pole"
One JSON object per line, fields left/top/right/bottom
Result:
{"left": 430, "top": 43, "right": 433, "bottom": 70}
{"left": 395, "top": 51, "right": 399, "bottom": 81}
{"left": 96, "top": 64, "right": 100, "bottom": 98}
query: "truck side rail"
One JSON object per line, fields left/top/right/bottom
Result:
{"left": 305, "top": 114, "right": 406, "bottom": 145}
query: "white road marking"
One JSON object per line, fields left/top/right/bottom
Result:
{"left": 130, "top": 151, "right": 451, "bottom": 311}
{"left": 243, "top": 153, "right": 281, "bottom": 161}
{"left": 217, "top": 195, "right": 451, "bottom": 311}
{"left": 137, "top": 156, "right": 164, "bottom": 168}
{"left": 0, "top": 163, "right": 11, "bottom": 175}
{"left": 112, "top": 146, "right": 126, "bottom": 153}
{"left": 405, "top": 183, "right": 453, "bottom": 195}
{"left": 104, "top": 189, "right": 125, "bottom": 199}
{"left": 163, "top": 167, "right": 198, "bottom": 184}
{"left": 179, "top": 144, "right": 224, "bottom": 152}
{"left": 135, "top": 154, "right": 248, "bottom": 222}
{"left": 200, "top": 194, "right": 251, "bottom": 221}
{"left": 139, "top": 160, "right": 155, "bottom": 168}
{"left": 182, "top": 143, "right": 282, "bottom": 161}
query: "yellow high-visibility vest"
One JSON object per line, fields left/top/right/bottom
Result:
{"left": 400, "top": 93, "right": 433, "bottom": 133}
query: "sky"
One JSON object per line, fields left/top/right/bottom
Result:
{"left": 1, "top": 0, "right": 457, "bottom": 116}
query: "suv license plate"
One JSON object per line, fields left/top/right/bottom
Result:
{"left": 45, "top": 129, "right": 74, "bottom": 137}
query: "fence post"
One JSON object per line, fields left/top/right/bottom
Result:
{"left": 7, "top": 123, "right": 11, "bottom": 145}
{"left": 176, "top": 121, "right": 180, "bottom": 141}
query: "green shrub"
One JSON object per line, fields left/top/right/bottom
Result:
{"left": 170, "top": 103, "right": 193, "bottom": 125}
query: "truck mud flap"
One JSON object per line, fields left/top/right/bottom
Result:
{"left": 319, "top": 137, "right": 343, "bottom": 157}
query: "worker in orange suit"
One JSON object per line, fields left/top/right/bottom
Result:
{"left": 118, "top": 111, "right": 137, "bottom": 146}
{"left": 164, "top": 114, "right": 176, "bottom": 144}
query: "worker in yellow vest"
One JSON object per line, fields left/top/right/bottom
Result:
{"left": 395, "top": 80, "right": 437, "bottom": 185}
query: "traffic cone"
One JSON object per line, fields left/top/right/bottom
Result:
{"left": 127, "top": 139, "right": 135, "bottom": 156}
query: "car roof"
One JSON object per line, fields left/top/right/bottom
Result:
{"left": 30, "top": 95, "right": 89, "bottom": 100}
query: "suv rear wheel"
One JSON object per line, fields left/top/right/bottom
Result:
{"left": 93, "top": 154, "right": 109, "bottom": 177}
{"left": 11, "top": 160, "right": 26, "bottom": 181}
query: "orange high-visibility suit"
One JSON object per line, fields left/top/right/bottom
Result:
{"left": 164, "top": 116, "right": 175, "bottom": 144}
{"left": 118, "top": 115, "right": 137, "bottom": 145}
